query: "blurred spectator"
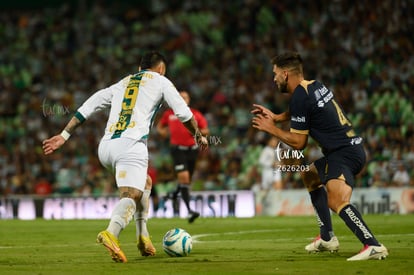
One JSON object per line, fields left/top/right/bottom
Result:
{"left": 34, "top": 177, "right": 53, "bottom": 195}
{"left": 391, "top": 164, "right": 410, "bottom": 187}
{"left": 368, "top": 173, "right": 387, "bottom": 188}
{"left": 258, "top": 136, "right": 282, "bottom": 191}
{"left": 222, "top": 157, "right": 242, "bottom": 190}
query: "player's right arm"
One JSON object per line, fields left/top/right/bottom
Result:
{"left": 42, "top": 79, "right": 117, "bottom": 155}
{"left": 42, "top": 116, "right": 82, "bottom": 155}
{"left": 251, "top": 104, "right": 290, "bottom": 123}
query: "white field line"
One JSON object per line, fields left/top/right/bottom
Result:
{"left": 1, "top": 231, "right": 413, "bottom": 249}
{"left": 192, "top": 230, "right": 414, "bottom": 243}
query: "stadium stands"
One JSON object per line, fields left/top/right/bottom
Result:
{"left": 0, "top": 1, "right": 413, "bottom": 195}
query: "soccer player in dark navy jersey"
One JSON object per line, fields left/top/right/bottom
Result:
{"left": 252, "top": 51, "right": 388, "bottom": 261}
{"left": 289, "top": 80, "right": 362, "bottom": 154}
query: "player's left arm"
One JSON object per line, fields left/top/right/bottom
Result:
{"left": 182, "top": 116, "right": 208, "bottom": 150}
{"left": 196, "top": 111, "right": 210, "bottom": 136}
{"left": 200, "top": 126, "right": 209, "bottom": 136}
{"left": 161, "top": 79, "right": 208, "bottom": 149}
{"left": 252, "top": 114, "right": 308, "bottom": 150}
{"left": 255, "top": 85, "right": 309, "bottom": 150}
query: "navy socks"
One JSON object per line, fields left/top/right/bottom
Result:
{"left": 309, "top": 187, "right": 334, "bottom": 241}
{"left": 339, "top": 204, "right": 380, "bottom": 246}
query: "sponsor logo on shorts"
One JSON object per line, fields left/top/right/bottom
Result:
{"left": 350, "top": 137, "right": 363, "bottom": 145}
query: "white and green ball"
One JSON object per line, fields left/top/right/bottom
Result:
{"left": 162, "top": 228, "right": 192, "bottom": 257}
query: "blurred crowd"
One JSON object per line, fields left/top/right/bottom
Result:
{"left": 0, "top": 0, "right": 413, "bottom": 197}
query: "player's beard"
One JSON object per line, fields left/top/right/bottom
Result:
{"left": 278, "top": 79, "right": 288, "bottom": 93}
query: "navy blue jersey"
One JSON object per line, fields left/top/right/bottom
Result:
{"left": 289, "top": 80, "right": 362, "bottom": 154}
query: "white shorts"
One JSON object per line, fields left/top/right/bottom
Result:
{"left": 98, "top": 138, "right": 148, "bottom": 191}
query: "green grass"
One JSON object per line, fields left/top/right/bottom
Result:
{"left": 0, "top": 215, "right": 413, "bottom": 275}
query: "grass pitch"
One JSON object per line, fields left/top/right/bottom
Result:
{"left": 0, "top": 215, "right": 413, "bottom": 275}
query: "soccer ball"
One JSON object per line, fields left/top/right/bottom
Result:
{"left": 162, "top": 228, "right": 192, "bottom": 257}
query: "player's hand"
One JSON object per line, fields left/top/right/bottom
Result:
{"left": 195, "top": 135, "right": 209, "bottom": 150}
{"left": 251, "top": 104, "right": 275, "bottom": 121}
{"left": 252, "top": 113, "right": 276, "bottom": 133}
{"left": 42, "top": 135, "right": 66, "bottom": 155}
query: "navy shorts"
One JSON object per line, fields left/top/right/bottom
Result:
{"left": 314, "top": 144, "right": 366, "bottom": 187}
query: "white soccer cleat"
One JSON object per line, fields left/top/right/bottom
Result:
{"left": 305, "top": 235, "right": 339, "bottom": 253}
{"left": 347, "top": 244, "right": 388, "bottom": 261}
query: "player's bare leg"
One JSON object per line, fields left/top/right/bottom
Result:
{"left": 135, "top": 176, "right": 156, "bottom": 256}
{"left": 97, "top": 187, "right": 140, "bottom": 263}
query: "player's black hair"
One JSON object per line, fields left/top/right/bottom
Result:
{"left": 271, "top": 51, "right": 303, "bottom": 74}
{"left": 140, "top": 51, "right": 167, "bottom": 70}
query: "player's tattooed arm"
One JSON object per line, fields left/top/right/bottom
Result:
{"left": 62, "top": 116, "right": 82, "bottom": 136}
{"left": 183, "top": 116, "right": 208, "bottom": 150}
{"left": 42, "top": 116, "right": 82, "bottom": 155}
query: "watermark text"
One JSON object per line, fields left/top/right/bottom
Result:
{"left": 42, "top": 98, "right": 70, "bottom": 117}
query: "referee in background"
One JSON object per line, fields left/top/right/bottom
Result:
{"left": 157, "top": 90, "right": 209, "bottom": 223}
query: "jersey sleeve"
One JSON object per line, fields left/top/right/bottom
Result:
{"left": 161, "top": 77, "right": 193, "bottom": 123}
{"left": 289, "top": 86, "right": 310, "bottom": 135}
{"left": 76, "top": 79, "right": 123, "bottom": 120}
